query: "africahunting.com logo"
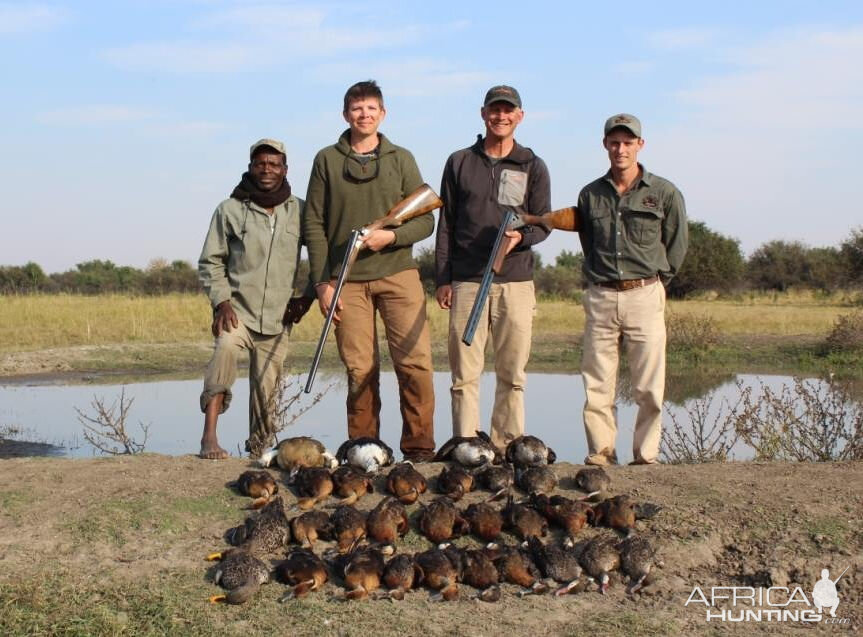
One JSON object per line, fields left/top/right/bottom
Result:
{"left": 685, "top": 566, "right": 851, "bottom": 624}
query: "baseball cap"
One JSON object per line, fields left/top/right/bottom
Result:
{"left": 483, "top": 85, "right": 522, "bottom": 108}
{"left": 250, "top": 138, "right": 287, "bottom": 159}
{"left": 604, "top": 114, "right": 642, "bottom": 138}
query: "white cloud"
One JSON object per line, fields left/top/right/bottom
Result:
{"left": 0, "top": 3, "right": 64, "bottom": 34}
{"left": 36, "top": 105, "right": 156, "bottom": 125}
{"left": 103, "top": 42, "right": 254, "bottom": 73}
{"left": 647, "top": 27, "right": 719, "bottom": 50}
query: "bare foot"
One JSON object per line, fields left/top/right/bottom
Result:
{"left": 200, "top": 438, "right": 229, "bottom": 460}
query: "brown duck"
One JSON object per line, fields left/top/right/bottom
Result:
{"left": 225, "top": 495, "right": 292, "bottom": 555}
{"left": 206, "top": 547, "right": 270, "bottom": 604}
{"left": 380, "top": 553, "right": 422, "bottom": 600}
{"left": 235, "top": 470, "right": 279, "bottom": 509}
{"left": 434, "top": 432, "right": 500, "bottom": 467}
{"left": 334, "top": 546, "right": 387, "bottom": 601}
{"left": 414, "top": 546, "right": 461, "bottom": 601}
{"left": 276, "top": 547, "right": 329, "bottom": 601}
{"left": 473, "top": 462, "right": 514, "bottom": 500}
{"left": 289, "top": 466, "right": 334, "bottom": 510}
{"left": 485, "top": 544, "right": 545, "bottom": 594}
{"left": 578, "top": 534, "right": 621, "bottom": 594}
{"left": 592, "top": 494, "right": 636, "bottom": 536}
{"left": 458, "top": 548, "right": 501, "bottom": 602}
{"left": 366, "top": 496, "right": 409, "bottom": 548}
{"left": 502, "top": 495, "right": 548, "bottom": 542}
{"left": 526, "top": 536, "right": 583, "bottom": 596}
{"left": 463, "top": 502, "right": 504, "bottom": 542}
{"left": 617, "top": 535, "right": 658, "bottom": 594}
{"left": 436, "top": 464, "right": 474, "bottom": 501}
{"left": 515, "top": 464, "right": 557, "bottom": 495}
{"left": 529, "top": 493, "right": 593, "bottom": 541}
{"left": 330, "top": 504, "right": 368, "bottom": 553}
{"left": 331, "top": 465, "right": 374, "bottom": 506}
{"left": 505, "top": 435, "right": 556, "bottom": 467}
{"left": 290, "top": 510, "right": 333, "bottom": 550}
{"left": 574, "top": 466, "right": 611, "bottom": 500}
{"left": 385, "top": 462, "right": 428, "bottom": 505}
{"left": 259, "top": 436, "right": 337, "bottom": 471}
{"left": 417, "top": 497, "right": 469, "bottom": 544}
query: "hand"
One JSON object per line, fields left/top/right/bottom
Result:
{"left": 362, "top": 229, "right": 396, "bottom": 252}
{"left": 283, "top": 296, "right": 314, "bottom": 325}
{"left": 503, "top": 229, "right": 523, "bottom": 256}
{"left": 315, "top": 282, "right": 343, "bottom": 323}
{"left": 212, "top": 300, "right": 238, "bottom": 337}
{"left": 436, "top": 284, "right": 452, "bottom": 310}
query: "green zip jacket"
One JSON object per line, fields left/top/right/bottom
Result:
{"left": 198, "top": 195, "right": 307, "bottom": 336}
{"left": 578, "top": 165, "right": 688, "bottom": 285}
{"left": 303, "top": 130, "right": 434, "bottom": 284}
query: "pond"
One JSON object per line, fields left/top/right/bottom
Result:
{"left": 0, "top": 371, "right": 814, "bottom": 463}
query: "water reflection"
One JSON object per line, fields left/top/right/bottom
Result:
{"left": 0, "top": 371, "right": 811, "bottom": 463}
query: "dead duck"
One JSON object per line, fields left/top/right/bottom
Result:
{"left": 436, "top": 464, "right": 474, "bottom": 501}
{"left": 259, "top": 436, "right": 337, "bottom": 470}
{"left": 434, "top": 431, "right": 500, "bottom": 467}
{"left": 502, "top": 495, "right": 548, "bottom": 542}
{"left": 289, "top": 466, "right": 334, "bottom": 510}
{"left": 385, "top": 462, "right": 428, "bottom": 505}
{"left": 206, "top": 547, "right": 270, "bottom": 604}
{"left": 473, "top": 463, "right": 514, "bottom": 500}
{"left": 331, "top": 465, "right": 374, "bottom": 506}
{"left": 334, "top": 546, "right": 387, "bottom": 601}
{"left": 515, "top": 465, "right": 558, "bottom": 495}
{"left": 235, "top": 470, "right": 279, "bottom": 509}
{"left": 592, "top": 494, "right": 636, "bottom": 536}
{"left": 578, "top": 534, "right": 621, "bottom": 594}
{"left": 458, "top": 548, "right": 501, "bottom": 602}
{"left": 414, "top": 546, "right": 461, "bottom": 601}
{"left": 617, "top": 535, "right": 658, "bottom": 594}
{"left": 417, "top": 497, "right": 469, "bottom": 544}
{"left": 228, "top": 495, "right": 292, "bottom": 555}
{"left": 505, "top": 435, "right": 556, "bottom": 467}
{"left": 574, "top": 466, "right": 611, "bottom": 500}
{"left": 526, "top": 536, "right": 583, "bottom": 596}
{"left": 380, "top": 553, "right": 422, "bottom": 600}
{"left": 463, "top": 502, "right": 504, "bottom": 542}
{"left": 276, "top": 547, "right": 329, "bottom": 601}
{"left": 290, "top": 510, "right": 333, "bottom": 550}
{"left": 529, "top": 493, "right": 593, "bottom": 541}
{"left": 336, "top": 437, "right": 395, "bottom": 473}
{"left": 330, "top": 504, "right": 368, "bottom": 553}
{"left": 485, "top": 544, "right": 545, "bottom": 594}
{"left": 366, "top": 496, "right": 409, "bottom": 548}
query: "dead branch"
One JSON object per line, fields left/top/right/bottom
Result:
{"left": 75, "top": 387, "right": 149, "bottom": 455}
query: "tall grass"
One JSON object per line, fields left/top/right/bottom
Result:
{"left": 1, "top": 291, "right": 851, "bottom": 353}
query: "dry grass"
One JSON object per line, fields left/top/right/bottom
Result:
{"left": 0, "top": 291, "right": 852, "bottom": 354}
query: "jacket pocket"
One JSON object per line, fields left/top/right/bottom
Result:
{"left": 625, "top": 205, "right": 662, "bottom": 247}
{"left": 498, "top": 169, "right": 528, "bottom": 206}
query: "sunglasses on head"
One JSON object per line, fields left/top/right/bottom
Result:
{"left": 343, "top": 153, "right": 380, "bottom": 183}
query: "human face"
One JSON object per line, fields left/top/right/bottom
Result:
{"left": 343, "top": 97, "right": 386, "bottom": 137}
{"left": 603, "top": 129, "right": 644, "bottom": 172}
{"left": 249, "top": 150, "right": 287, "bottom": 192}
{"left": 481, "top": 101, "right": 524, "bottom": 141}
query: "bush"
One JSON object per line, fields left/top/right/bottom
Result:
{"left": 839, "top": 227, "right": 863, "bottom": 285}
{"left": 666, "top": 312, "right": 720, "bottom": 351}
{"left": 667, "top": 221, "right": 744, "bottom": 298}
{"left": 746, "top": 240, "right": 812, "bottom": 291}
{"left": 824, "top": 310, "right": 863, "bottom": 353}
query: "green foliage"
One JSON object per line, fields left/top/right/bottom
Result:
{"left": 414, "top": 245, "right": 436, "bottom": 295}
{"left": 555, "top": 249, "right": 581, "bottom": 269}
{"left": 0, "top": 261, "right": 47, "bottom": 293}
{"left": 745, "top": 239, "right": 848, "bottom": 292}
{"left": 840, "top": 226, "right": 863, "bottom": 284}
{"left": 824, "top": 310, "right": 863, "bottom": 352}
{"left": 667, "top": 221, "right": 744, "bottom": 298}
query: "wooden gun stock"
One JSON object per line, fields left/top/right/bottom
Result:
{"left": 489, "top": 206, "right": 580, "bottom": 273}
{"left": 305, "top": 184, "right": 443, "bottom": 393}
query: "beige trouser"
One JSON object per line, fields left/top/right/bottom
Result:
{"left": 449, "top": 280, "right": 535, "bottom": 450}
{"left": 334, "top": 268, "right": 435, "bottom": 456}
{"left": 200, "top": 322, "right": 291, "bottom": 453}
{"left": 581, "top": 280, "right": 666, "bottom": 464}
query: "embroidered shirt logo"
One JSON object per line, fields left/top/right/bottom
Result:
{"left": 641, "top": 196, "right": 659, "bottom": 209}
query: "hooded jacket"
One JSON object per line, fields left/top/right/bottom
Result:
{"left": 435, "top": 136, "right": 551, "bottom": 286}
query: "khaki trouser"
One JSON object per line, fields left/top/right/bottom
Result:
{"left": 200, "top": 322, "right": 291, "bottom": 453}
{"left": 448, "top": 280, "right": 535, "bottom": 450}
{"left": 581, "top": 281, "right": 666, "bottom": 464}
{"left": 334, "top": 268, "right": 435, "bottom": 456}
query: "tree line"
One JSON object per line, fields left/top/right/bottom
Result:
{"left": 3, "top": 223, "right": 862, "bottom": 298}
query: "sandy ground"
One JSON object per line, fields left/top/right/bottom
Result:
{"left": 0, "top": 454, "right": 860, "bottom": 636}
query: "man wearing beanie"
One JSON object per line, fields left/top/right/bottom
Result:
{"left": 197, "top": 139, "right": 313, "bottom": 459}
{"left": 578, "top": 114, "right": 688, "bottom": 466}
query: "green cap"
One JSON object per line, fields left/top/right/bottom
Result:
{"left": 484, "top": 85, "right": 522, "bottom": 108}
{"left": 250, "top": 138, "right": 287, "bottom": 159}
{"left": 604, "top": 114, "right": 642, "bottom": 138}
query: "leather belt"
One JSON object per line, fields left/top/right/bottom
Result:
{"left": 595, "top": 275, "right": 659, "bottom": 291}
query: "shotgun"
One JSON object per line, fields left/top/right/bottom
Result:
{"left": 304, "top": 183, "right": 444, "bottom": 393}
{"left": 463, "top": 205, "right": 580, "bottom": 346}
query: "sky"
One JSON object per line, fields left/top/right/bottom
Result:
{"left": 2, "top": 0, "right": 862, "bottom": 273}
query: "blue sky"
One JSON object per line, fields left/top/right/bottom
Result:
{"left": 2, "top": 1, "right": 862, "bottom": 272}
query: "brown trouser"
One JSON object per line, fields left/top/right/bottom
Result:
{"left": 581, "top": 280, "right": 666, "bottom": 464}
{"left": 200, "top": 322, "right": 291, "bottom": 453}
{"left": 334, "top": 268, "right": 435, "bottom": 456}
{"left": 448, "top": 280, "right": 535, "bottom": 450}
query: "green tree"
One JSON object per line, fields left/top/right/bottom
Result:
{"left": 667, "top": 221, "right": 744, "bottom": 298}
{"left": 746, "top": 240, "right": 811, "bottom": 291}
{"left": 840, "top": 227, "right": 863, "bottom": 285}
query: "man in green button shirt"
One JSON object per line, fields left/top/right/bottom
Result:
{"left": 578, "top": 114, "right": 688, "bottom": 465}
{"left": 197, "top": 139, "right": 314, "bottom": 459}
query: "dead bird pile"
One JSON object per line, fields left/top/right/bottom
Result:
{"left": 205, "top": 434, "right": 664, "bottom": 605}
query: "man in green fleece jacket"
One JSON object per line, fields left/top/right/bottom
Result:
{"left": 303, "top": 80, "right": 436, "bottom": 461}
{"left": 198, "top": 139, "right": 313, "bottom": 460}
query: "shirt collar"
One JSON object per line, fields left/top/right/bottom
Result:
{"left": 602, "top": 163, "right": 653, "bottom": 189}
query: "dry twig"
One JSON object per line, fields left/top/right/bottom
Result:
{"left": 75, "top": 387, "right": 149, "bottom": 455}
